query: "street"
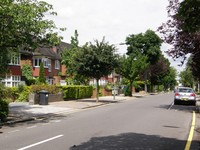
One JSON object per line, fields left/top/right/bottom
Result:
{"left": 0, "top": 93, "right": 199, "bottom": 150}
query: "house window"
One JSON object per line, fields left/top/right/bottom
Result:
{"left": 9, "top": 53, "right": 20, "bottom": 65}
{"left": 1, "top": 75, "right": 21, "bottom": 87}
{"left": 55, "top": 60, "right": 60, "bottom": 70}
{"left": 48, "top": 59, "right": 52, "bottom": 72}
{"left": 33, "top": 58, "right": 48, "bottom": 68}
{"left": 33, "top": 58, "right": 42, "bottom": 67}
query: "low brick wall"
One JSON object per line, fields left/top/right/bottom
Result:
{"left": 29, "top": 93, "right": 64, "bottom": 105}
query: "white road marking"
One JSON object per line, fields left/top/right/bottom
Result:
{"left": 8, "top": 130, "right": 20, "bottom": 134}
{"left": 27, "top": 126, "right": 37, "bottom": 129}
{"left": 50, "top": 120, "right": 61, "bottom": 123}
{"left": 17, "top": 134, "right": 63, "bottom": 150}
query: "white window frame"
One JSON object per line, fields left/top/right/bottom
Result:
{"left": 33, "top": 57, "right": 48, "bottom": 68}
{"left": 9, "top": 53, "right": 20, "bottom": 65}
{"left": 33, "top": 58, "right": 42, "bottom": 67}
{"left": 1, "top": 75, "right": 21, "bottom": 87}
{"left": 48, "top": 59, "right": 52, "bottom": 72}
{"left": 55, "top": 60, "right": 60, "bottom": 70}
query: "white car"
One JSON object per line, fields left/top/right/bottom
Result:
{"left": 174, "top": 87, "right": 196, "bottom": 105}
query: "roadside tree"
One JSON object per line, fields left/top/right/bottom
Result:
{"left": 158, "top": 0, "right": 200, "bottom": 74}
{"left": 116, "top": 54, "right": 148, "bottom": 96}
{"left": 61, "top": 30, "right": 89, "bottom": 85}
{"left": 74, "top": 38, "right": 119, "bottom": 101}
{"left": 125, "top": 29, "right": 162, "bottom": 92}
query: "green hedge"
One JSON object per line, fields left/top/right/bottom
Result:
{"left": 0, "top": 99, "right": 9, "bottom": 121}
{"left": 60, "top": 85, "right": 93, "bottom": 100}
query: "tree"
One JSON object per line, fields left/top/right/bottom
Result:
{"left": 125, "top": 29, "right": 162, "bottom": 92}
{"left": 158, "top": 0, "right": 200, "bottom": 64}
{"left": 116, "top": 54, "right": 148, "bottom": 96}
{"left": 148, "top": 55, "right": 171, "bottom": 91}
{"left": 61, "top": 30, "right": 89, "bottom": 85}
{"left": 179, "top": 67, "right": 194, "bottom": 88}
{"left": 74, "top": 38, "right": 119, "bottom": 101}
{"left": 38, "top": 62, "right": 46, "bottom": 84}
{"left": 0, "top": 0, "right": 63, "bottom": 77}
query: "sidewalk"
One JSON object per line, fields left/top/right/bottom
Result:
{"left": 5, "top": 94, "right": 143, "bottom": 125}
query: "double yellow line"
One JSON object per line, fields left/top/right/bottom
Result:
{"left": 185, "top": 111, "right": 196, "bottom": 150}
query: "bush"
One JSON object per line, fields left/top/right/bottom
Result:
{"left": 123, "top": 85, "right": 131, "bottom": 96}
{"left": 0, "top": 99, "right": 9, "bottom": 121}
{"left": 17, "top": 86, "right": 31, "bottom": 102}
{"left": 60, "top": 85, "right": 93, "bottom": 100}
{"left": 30, "top": 85, "right": 60, "bottom": 94}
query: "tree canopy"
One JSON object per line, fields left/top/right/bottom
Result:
{"left": 116, "top": 54, "right": 148, "bottom": 96}
{"left": 125, "top": 29, "right": 162, "bottom": 92}
{"left": 126, "top": 29, "right": 162, "bottom": 65}
{"left": 158, "top": 0, "right": 200, "bottom": 61}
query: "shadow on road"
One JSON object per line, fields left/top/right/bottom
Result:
{"left": 157, "top": 104, "right": 197, "bottom": 113}
{"left": 70, "top": 132, "right": 192, "bottom": 150}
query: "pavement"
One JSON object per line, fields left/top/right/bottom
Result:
{"left": 3, "top": 94, "right": 148, "bottom": 125}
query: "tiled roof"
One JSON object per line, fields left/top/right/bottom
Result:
{"left": 34, "top": 42, "right": 72, "bottom": 60}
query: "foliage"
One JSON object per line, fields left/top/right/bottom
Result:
{"left": 149, "top": 55, "right": 171, "bottom": 87}
{"left": 125, "top": 29, "right": 162, "bottom": 92}
{"left": 0, "top": 99, "right": 9, "bottom": 121}
{"left": 74, "top": 37, "right": 119, "bottom": 101}
{"left": 30, "top": 85, "right": 60, "bottom": 94}
{"left": 179, "top": 59, "right": 195, "bottom": 87}
{"left": 126, "top": 29, "right": 162, "bottom": 65}
{"left": 158, "top": 0, "right": 200, "bottom": 68}
{"left": 38, "top": 62, "right": 46, "bottom": 84}
{"left": 162, "top": 67, "right": 177, "bottom": 91}
{"left": 60, "top": 85, "right": 93, "bottom": 100}
{"left": 61, "top": 30, "right": 89, "bottom": 85}
{"left": 116, "top": 54, "right": 148, "bottom": 96}
{"left": 0, "top": 0, "right": 64, "bottom": 77}
{"left": 104, "top": 82, "right": 113, "bottom": 91}
{"left": 22, "top": 64, "right": 34, "bottom": 85}
{"left": 16, "top": 86, "right": 30, "bottom": 102}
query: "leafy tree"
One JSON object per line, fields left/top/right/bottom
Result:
{"left": 0, "top": 0, "right": 63, "bottom": 77}
{"left": 179, "top": 67, "right": 194, "bottom": 88}
{"left": 61, "top": 30, "right": 89, "bottom": 85}
{"left": 74, "top": 38, "right": 119, "bottom": 101}
{"left": 22, "top": 64, "right": 35, "bottom": 85}
{"left": 38, "top": 62, "right": 46, "bottom": 84}
{"left": 125, "top": 29, "right": 162, "bottom": 92}
{"left": 162, "top": 67, "right": 177, "bottom": 91}
{"left": 158, "top": 0, "right": 200, "bottom": 65}
{"left": 148, "top": 55, "right": 171, "bottom": 91}
{"left": 116, "top": 54, "right": 148, "bottom": 96}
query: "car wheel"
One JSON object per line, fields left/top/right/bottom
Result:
{"left": 174, "top": 100, "right": 178, "bottom": 105}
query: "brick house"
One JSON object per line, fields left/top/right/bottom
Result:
{"left": 1, "top": 42, "right": 71, "bottom": 87}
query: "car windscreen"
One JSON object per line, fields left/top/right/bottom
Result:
{"left": 178, "top": 88, "right": 193, "bottom": 93}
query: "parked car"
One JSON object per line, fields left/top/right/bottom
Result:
{"left": 174, "top": 87, "right": 196, "bottom": 105}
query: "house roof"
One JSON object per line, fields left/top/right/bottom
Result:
{"left": 34, "top": 42, "right": 72, "bottom": 60}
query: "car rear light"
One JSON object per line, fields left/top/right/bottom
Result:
{"left": 175, "top": 93, "right": 180, "bottom": 96}
{"left": 190, "top": 93, "right": 195, "bottom": 97}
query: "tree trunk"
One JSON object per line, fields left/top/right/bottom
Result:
{"left": 129, "top": 81, "right": 133, "bottom": 97}
{"left": 144, "top": 71, "right": 148, "bottom": 93}
{"left": 96, "top": 78, "right": 99, "bottom": 102}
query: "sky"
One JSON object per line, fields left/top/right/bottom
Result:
{"left": 43, "top": 0, "right": 186, "bottom": 72}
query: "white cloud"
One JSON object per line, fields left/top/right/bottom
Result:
{"left": 43, "top": 0, "right": 185, "bottom": 71}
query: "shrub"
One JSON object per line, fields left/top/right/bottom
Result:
{"left": 30, "top": 85, "right": 60, "bottom": 94}
{"left": 0, "top": 99, "right": 9, "bottom": 121}
{"left": 104, "top": 83, "right": 113, "bottom": 91}
{"left": 17, "top": 86, "right": 31, "bottom": 102}
{"left": 60, "top": 85, "right": 93, "bottom": 100}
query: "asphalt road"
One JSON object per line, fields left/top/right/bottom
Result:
{"left": 0, "top": 93, "right": 199, "bottom": 150}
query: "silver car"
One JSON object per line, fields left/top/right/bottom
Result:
{"left": 174, "top": 87, "right": 196, "bottom": 105}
